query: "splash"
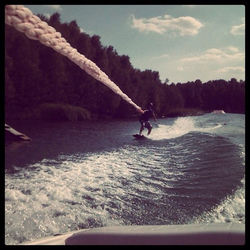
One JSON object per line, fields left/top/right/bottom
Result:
{"left": 151, "top": 117, "right": 196, "bottom": 140}
{"left": 150, "top": 117, "right": 223, "bottom": 140}
{"left": 5, "top": 5, "right": 143, "bottom": 114}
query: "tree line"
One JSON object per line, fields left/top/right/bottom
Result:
{"left": 5, "top": 13, "right": 245, "bottom": 121}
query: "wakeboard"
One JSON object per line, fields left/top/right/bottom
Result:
{"left": 133, "top": 134, "right": 146, "bottom": 139}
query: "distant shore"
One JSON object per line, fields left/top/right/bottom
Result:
{"left": 164, "top": 108, "right": 206, "bottom": 118}
{"left": 6, "top": 101, "right": 245, "bottom": 123}
{"left": 5, "top": 103, "right": 227, "bottom": 123}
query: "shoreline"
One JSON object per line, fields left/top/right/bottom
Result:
{"left": 5, "top": 103, "right": 244, "bottom": 124}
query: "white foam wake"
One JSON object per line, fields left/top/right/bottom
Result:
{"left": 149, "top": 117, "right": 222, "bottom": 140}
{"left": 150, "top": 117, "right": 196, "bottom": 140}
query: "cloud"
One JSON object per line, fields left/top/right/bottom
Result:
{"left": 44, "top": 5, "right": 63, "bottom": 12}
{"left": 176, "top": 47, "right": 245, "bottom": 81}
{"left": 180, "top": 47, "right": 244, "bottom": 64}
{"left": 130, "top": 14, "right": 203, "bottom": 36}
{"left": 177, "top": 66, "right": 184, "bottom": 71}
{"left": 230, "top": 18, "right": 245, "bottom": 35}
{"left": 216, "top": 66, "right": 245, "bottom": 74}
{"left": 42, "top": 6, "right": 62, "bottom": 19}
{"left": 226, "top": 46, "right": 239, "bottom": 53}
{"left": 43, "top": 13, "right": 51, "bottom": 19}
{"left": 151, "top": 53, "right": 169, "bottom": 60}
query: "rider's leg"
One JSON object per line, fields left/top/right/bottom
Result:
{"left": 139, "top": 121, "right": 144, "bottom": 135}
{"left": 145, "top": 121, "right": 152, "bottom": 135}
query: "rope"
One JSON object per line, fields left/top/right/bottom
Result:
{"left": 5, "top": 5, "right": 143, "bottom": 113}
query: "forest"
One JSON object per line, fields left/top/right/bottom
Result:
{"left": 5, "top": 13, "right": 245, "bottom": 122}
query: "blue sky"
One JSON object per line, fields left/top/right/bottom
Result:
{"left": 24, "top": 5, "right": 245, "bottom": 83}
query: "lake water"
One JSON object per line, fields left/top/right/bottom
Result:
{"left": 5, "top": 113, "right": 245, "bottom": 245}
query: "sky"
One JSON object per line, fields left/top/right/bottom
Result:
{"left": 24, "top": 4, "right": 245, "bottom": 83}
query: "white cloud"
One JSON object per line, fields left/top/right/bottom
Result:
{"left": 130, "top": 14, "right": 203, "bottom": 36}
{"left": 43, "top": 13, "right": 51, "bottom": 19}
{"left": 44, "top": 5, "right": 63, "bottom": 12}
{"left": 226, "top": 46, "right": 239, "bottom": 53}
{"left": 215, "top": 66, "right": 245, "bottom": 80}
{"left": 176, "top": 47, "right": 245, "bottom": 81}
{"left": 42, "top": 6, "right": 62, "bottom": 19}
{"left": 177, "top": 66, "right": 184, "bottom": 71}
{"left": 180, "top": 47, "right": 244, "bottom": 64}
{"left": 216, "top": 66, "right": 245, "bottom": 74}
{"left": 230, "top": 18, "right": 245, "bottom": 35}
{"left": 151, "top": 53, "right": 169, "bottom": 60}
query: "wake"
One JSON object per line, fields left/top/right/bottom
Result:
{"left": 150, "top": 117, "right": 222, "bottom": 140}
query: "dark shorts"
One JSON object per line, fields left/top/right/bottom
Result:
{"left": 139, "top": 119, "right": 152, "bottom": 130}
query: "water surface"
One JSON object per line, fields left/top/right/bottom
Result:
{"left": 5, "top": 113, "right": 245, "bottom": 244}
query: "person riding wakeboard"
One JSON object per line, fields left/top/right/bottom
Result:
{"left": 139, "top": 102, "right": 157, "bottom": 135}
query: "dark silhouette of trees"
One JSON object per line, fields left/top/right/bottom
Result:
{"left": 5, "top": 13, "right": 245, "bottom": 121}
